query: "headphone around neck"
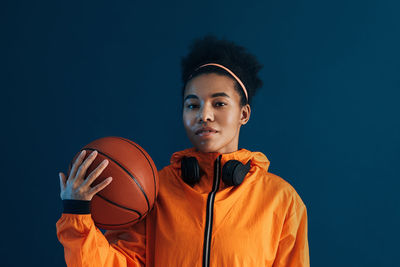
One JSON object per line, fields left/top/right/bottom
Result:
{"left": 181, "top": 156, "right": 252, "bottom": 187}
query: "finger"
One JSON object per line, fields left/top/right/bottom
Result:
{"left": 88, "top": 177, "right": 113, "bottom": 197}
{"left": 75, "top": 150, "right": 98, "bottom": 182}
{"left": 59, "top": 172, "right": 66, "bottom": 190}
{"left": 80, "top": 159, "right": 109, "bottom": 189}
{"left": 69, "top": 150, "right": 87, "bottom": 180}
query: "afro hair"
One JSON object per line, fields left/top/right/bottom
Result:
{"left": 180, "top": 33, "right": 264, "bottom": 107}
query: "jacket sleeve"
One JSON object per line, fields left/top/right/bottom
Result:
{"left": 272, "top": 197, "right": 310, "bottom": 267}
{"left": 56, "top": 201, "right": 146, "bottom": 267}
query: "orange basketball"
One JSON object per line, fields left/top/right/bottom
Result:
{"left": 68, "top": 136, "right": 159, "bottom": 230}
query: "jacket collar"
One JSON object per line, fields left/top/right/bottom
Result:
{"left": 170, "top": 147, "right": 270, "bottom": 174}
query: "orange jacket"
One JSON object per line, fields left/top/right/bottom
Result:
{"left": 57, "top": 147, "right": 310, "bottom": 267}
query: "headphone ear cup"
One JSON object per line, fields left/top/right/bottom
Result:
{"left": 181, "top": 156, "right": 201, "bottom": 186}
{"left": 222, "top": 160, "right": 252, "bottom": 186}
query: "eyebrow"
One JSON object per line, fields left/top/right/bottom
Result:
{"left": 183, "top": 92, "right": 230, "bottom": 102}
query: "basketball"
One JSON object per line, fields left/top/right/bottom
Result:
{"left": 68, "top": 136, "right": 159, "bottom": 230}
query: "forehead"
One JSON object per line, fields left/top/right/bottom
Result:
{"left": 183, "top": 73, "right": 239, "bottom": 101}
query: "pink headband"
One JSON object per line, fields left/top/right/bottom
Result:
{"left": 188, "top": 63, "right": 248, "bottom": 101}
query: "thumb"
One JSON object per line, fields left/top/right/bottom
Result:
{"left": 59, "top": 172, "right": 66, "bottom": 190}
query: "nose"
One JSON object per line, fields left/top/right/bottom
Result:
{"left": 198, "top": 103, "right": 214, "bottom": 123}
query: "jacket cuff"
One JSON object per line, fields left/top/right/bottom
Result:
{"left": 62, "top": 199, "right": 91, "bottom": 214}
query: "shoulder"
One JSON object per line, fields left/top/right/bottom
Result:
{"left": 157, "top": 164, "right": 182, "bottom": 189}
{"left": 157, "top": 164, "right": 175, "bottom": 179}
{"left": 262, "top": 171, "right": 307, "bottom": 216}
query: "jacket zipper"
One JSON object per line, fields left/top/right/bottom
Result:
{"left": 202, "top": 155, "right": 222, "bottom": 267}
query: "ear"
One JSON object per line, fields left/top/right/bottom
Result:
{"left": 240, "top": 104, "right": 251, "bottom": 125}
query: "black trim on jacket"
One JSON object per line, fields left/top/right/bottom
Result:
{"left": 202, "top": 155, "right": 222, "bottom": 267}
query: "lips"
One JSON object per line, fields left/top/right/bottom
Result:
{"left": 195, "top": 127, "right": 218, "bottom": 135}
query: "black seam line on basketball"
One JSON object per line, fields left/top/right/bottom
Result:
{"left": 82, "top": 147, "right": 150, "bottom": 211}
{"left": 95, "top": 193, "right": 142, "bottom": 218}
{"left": 113, "top": 137, "right": 157, "bottom": 205}
{"left": 96, "top": 217, "right": 141, "bottom": 227}
{"left": 96, "top": 208, "right": 153, "bottom": 227}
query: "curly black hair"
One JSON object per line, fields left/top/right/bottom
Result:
{"left": 180, "top": 34, "right": 264, "bottom": 107}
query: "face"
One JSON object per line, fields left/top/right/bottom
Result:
{"left": 182, "top": 73, "right": 251, "bottom": 154}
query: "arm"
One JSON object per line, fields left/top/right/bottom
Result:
{"left": 272, "top": 199, "right": 310, "bottom": 267}
{"left": 56, "top": 200, "right": 146, "bottom": 267}
{"left": 56, "top": 150, "right": 145, "bottom": 266}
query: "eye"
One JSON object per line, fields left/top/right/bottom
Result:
{"left": 186, "top": 104, "right": 198, "bottom": 109}
{"left": 185, "top": 102, "right": 226, "bottom": 109}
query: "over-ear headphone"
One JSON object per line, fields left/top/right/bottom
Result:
{"left": 181, "top": 156, "right": 252, "bottom": 187}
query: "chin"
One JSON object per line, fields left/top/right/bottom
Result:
{"left": 194, "top": 143, "right": 219, "bottom": 153}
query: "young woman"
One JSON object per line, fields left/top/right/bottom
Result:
{"left": 57, "top": 34, "right": 310, "bottom": 267}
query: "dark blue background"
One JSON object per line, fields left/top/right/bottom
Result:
{"left": 2, "top": 0, "right": 399, "bottom": 266}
